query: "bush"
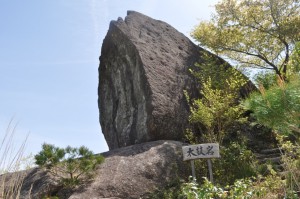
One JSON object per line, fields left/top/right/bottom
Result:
{"left": 185, "top": 141, "right": 257, "bottom": 187}
{"left": 175, "top": 175, "right": 292, "bottom": 199}
{"left": 276, "top": 135, "right": 300, "bottom": 196}
{"left": 186, "top": 57, "right": 248, "bottom": 145}
{"left": 214, "top": 142, "right": 257, "bottom": 185}
{"left": 148, "top": 178, "right": 185, "bottom": 199}
{"left": 179, "top": 177, "right": 255, "bottom": 199}
{"left": 35, "top": 143, "right": 104, "bottom": 188}
{"left": 245, "top": 73, "right": 300, "bottom": 196}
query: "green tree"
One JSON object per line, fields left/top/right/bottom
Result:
{"left": 35, "top": 143, "right": 104, "bottom": 187}
{"left": 188, "top": 77, "right": 246, "bottom": 144}
{"left": 288, "top": 42, "right": 300, "bottom": 75}
{"left": 192, "top": 0, "right": 300, "bottom": 80}
{"left": 185, "top": 56, "right": 260, "bottom": 185}
{"left": 252, "top": 42, "right": 299, "bottom": 96}
{"left": 253, "top": 71, "right": 277, "bottom": 89}
{"left": 244, "top": 75, "right": 300, "bottom": 136}
{"left": 186, "top": 54, "right": 248, "bottom": 144}
{"left": 244, "top": 74, "right": 300, "bottom": 195}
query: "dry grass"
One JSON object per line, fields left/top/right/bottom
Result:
{"left": 0, "top": 119, "right": 29, "bottom": 199}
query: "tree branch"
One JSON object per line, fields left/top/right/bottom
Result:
{"left": 222, "top": 46, "right": 282, "bottom": 76}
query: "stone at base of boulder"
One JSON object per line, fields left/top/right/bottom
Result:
{"left": 4, "top": 141, "right": 188, "bottom": 199}
{"left": 69, "top": 140, "right": 188, "bottom": 199}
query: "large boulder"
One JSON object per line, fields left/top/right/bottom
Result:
{"left": 69, "top": 140, "right": 187, "bottom": 199}
{"left": 98, "top": 11, "right": 254, "bottom": 150}
{"left": 2, "top": 141, "right": 188, "bottom": 199}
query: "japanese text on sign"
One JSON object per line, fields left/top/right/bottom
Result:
{"left": 182, "top": 143, "right": 220, "bottom": 161}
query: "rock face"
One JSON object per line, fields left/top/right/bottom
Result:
{"left": 4, "top": 141, "right": 188, "bottom": 199}
{"left": 69, "top": 140, "right": 187, "bottom": 199}
{"left": 98, "top": 11, "right": 253, "bottom": 150}
{"left": 0, "top": 167, "right": 61, "bottom": 199}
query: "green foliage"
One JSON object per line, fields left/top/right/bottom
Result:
{"left": 189, "top": 77, "right": 247, "bottom": 144}
{"left": 191, "top": 51, "right": 248, "bottom": 91}
{"left": 244, "top": 75, "right": 300, "bottom": 136}
{"left": 253, "top": 42, "right": 300, "bottom": 88}
{"left": 253, "top": 71, "right": 277, "bottom": 90}
{"left": 215, "top": 142, "right": 257, "bottom": 185}
{"left": 276, "top": 135, "right": 300, "bottom": 194}
{"left": 192, "top": 0, "right": 300, "bottom": 79}
{"left": 187, "top": 55, "right": 248, "bottom": 144}
{"left": 35, "top": 143, "right": 104, "bottom": 188}
{"left": 163, "top": 174, "right": 293, "bottom": 199}
{"left": 180, "top": 177, "right": 258, "bottom": 199}
{"left": 149, "top": 140, "right": 299, "bottom": 198}
{"left": 185, "top": 54, "right": 258, "bottom": 187}
{"left": 191, "top": 141, "right": 257, "bottom": 186}
{"left": 148, "top": 178, "right": 185, "bottom": 199}
{"left": 245, "top": 70, "right": 300, "bottom": 195}
{"left": 288, "top": 42, "right": 300, "bottom": 76}
{"left": 35, "top": 144, "right": 65, "bottom": 169}
{"left": 150, "top": 173, "right": 294, "bottom": 199}
{"left": 180, "top": 177, "right": 226, "bottom": 199}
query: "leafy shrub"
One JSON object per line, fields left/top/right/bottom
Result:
{"left": 214, "top": 142, "right": 257, "bottom": 185}
{"left": 180, "top": 177, "right": 255, "bottom": 199}
{"left": 276, "top": 135, "right": 300, "bottom": 196}
{"left": 245, "top": 73, "right": 300, "bottom": 196}
{"left": 35, "top": 143, "right": 104, "bottom": 188}
{"left": 188, "top": 141, "right": 257, "bottom": 187}
{"left": 253, "top": 71, "right": 277, "bottom": 90}
{"left": 186, "top": 56, "right": 248, "bottom": 145}
{"left": 177, "top": 175, "right": 294, "bottom": 199}
{"left": 148, "top": 178, "right": 185, "bottom": 199}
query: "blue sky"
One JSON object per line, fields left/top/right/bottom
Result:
{"left": 0, "top": 0, "right": 219, "bottom": 156}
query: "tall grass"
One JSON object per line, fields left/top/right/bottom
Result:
{"left": 0, "top": 119, "right": 29, "bottom": 199}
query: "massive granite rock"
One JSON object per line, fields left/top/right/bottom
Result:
{"left": 2, "top": 141, "right": 188, "bottom": 199}
{"left": 98, "top": 11, "right": 253, "bottom": 150}
{"left": 69, "top": 140, "right": 188, "bottom": 199}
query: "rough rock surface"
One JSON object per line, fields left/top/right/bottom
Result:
{"left": 69, "top": 140, "right": 188, "bottom": 199}
{"left": 98, "top": 11, "right": 254, "bottom": 150}
{"left": 0, "top": 167, "right": 61, "bottom": 199}
{"left": 3, "top": 141, "right": 188, "bottom": 199}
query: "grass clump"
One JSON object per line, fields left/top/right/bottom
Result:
{"left": 0, "top": 119, "right": 30, "bottom": 199}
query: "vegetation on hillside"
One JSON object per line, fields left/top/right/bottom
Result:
{"left": 185, "top": 52, "right": 249, "bottom": 146}
{"left": 152, "top": 0, "right": 300, "bottom": 198}
{"left": 245, "top": 75, "right": 300, "bottom": 136}
{"left": 3, "top": 0, "right": 300, "bottom": 198}
{"left": 35, "top": 143, "right": 104, "bottom": 188}
{"left": 0, "top": 122, "right": 104, "bottom": 199}
{"left": 183, "top": 53, "right": 258, "bottom": 187}
{"left": 192, "top": 0, "right": 300, "bottom": 80}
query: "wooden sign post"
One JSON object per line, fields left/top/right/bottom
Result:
{"left": 182, "top": 143, "right": 220, "bottom": 183}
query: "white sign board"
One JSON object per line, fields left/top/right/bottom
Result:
{"left": 182, "top": 143, "right": 220, "bottom": 161}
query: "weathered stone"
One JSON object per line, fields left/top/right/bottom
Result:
{"left": 0, "top": 167, "right": 61, "bottom": 199}
{"left": 98, "top": 11, "right": 254, "bottom": 150}
{"left": 3, "top": 140, "right": 189, "bottom": 199}
{"left": 69, "top": 140, "right": 188, "bottom": 199}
